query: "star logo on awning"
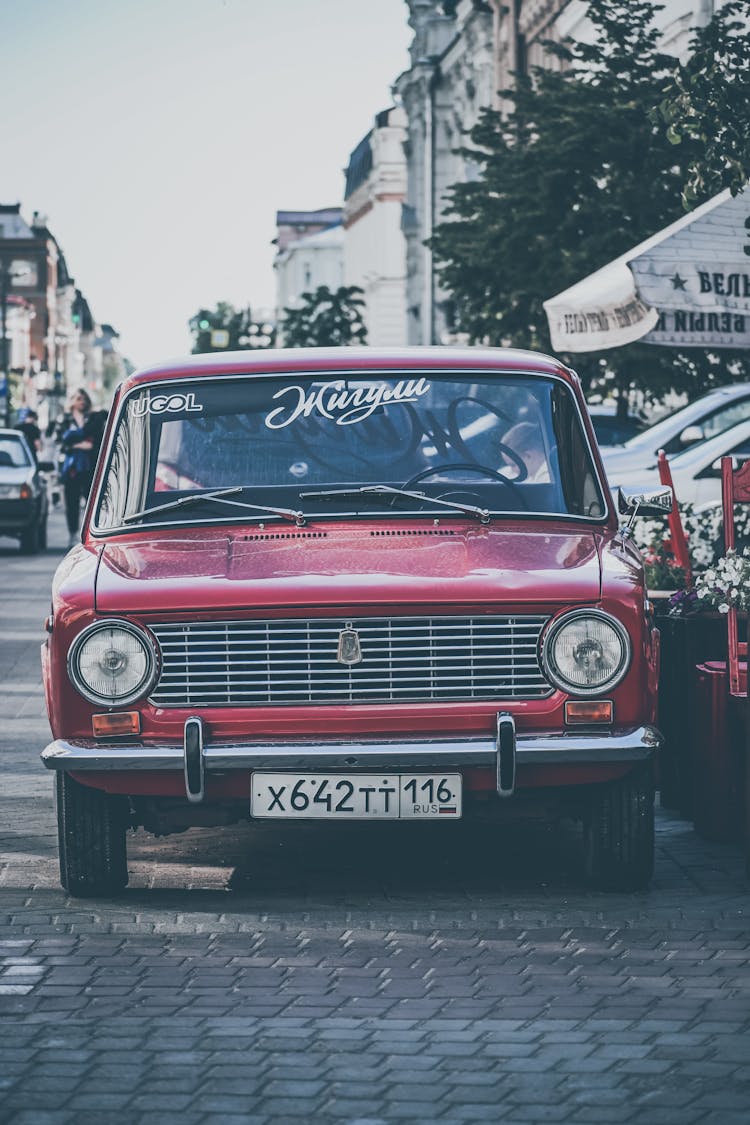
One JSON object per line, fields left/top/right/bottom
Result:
{"left": 671, "top": 272, "right": 687, "bottom": 290}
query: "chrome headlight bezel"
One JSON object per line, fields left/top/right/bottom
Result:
{"left": 67, "top": 619, "right": 158, "bottom": 707}
{"left": 541, "top": 609, "right": 631, "bottom": 697}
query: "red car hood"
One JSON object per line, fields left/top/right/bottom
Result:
{"left": 95, "top": 523, "right": 603, "bottom": 614}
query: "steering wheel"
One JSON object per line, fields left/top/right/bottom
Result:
{"left": 402, "top": 456, "right": 528, "bottom": 491}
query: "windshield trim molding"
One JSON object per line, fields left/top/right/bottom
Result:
{"left": 90, "top": 507, "right": 609, "bottom": 539}
{"left": 89, "top": 367, "right": 612, "bottom": 536}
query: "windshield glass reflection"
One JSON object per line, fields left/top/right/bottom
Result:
{"left": 95, "top": 371, "right": 606, "bottom": 530}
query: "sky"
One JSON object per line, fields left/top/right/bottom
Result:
{"left": 0, "top": 0, "right": 412, "bottom": 369}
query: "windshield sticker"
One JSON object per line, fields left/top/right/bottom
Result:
{"left": 264, "top": 378, "right": 431, "bottom": 429}
{"left": 133, "top": 392, "right": 203, "bottom": 417}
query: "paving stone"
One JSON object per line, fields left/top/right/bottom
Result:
{"left": 380, "top": 1101, "right": 450, "bottom": 1120}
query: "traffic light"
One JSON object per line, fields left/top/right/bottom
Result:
{"left": 198, "top": 318, "right": 210, "bottom": 331}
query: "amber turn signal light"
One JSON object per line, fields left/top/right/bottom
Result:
{"left": 92, "top": 712, "right": 141, "bottom": 737}
{"left": 565, "top": 700, "right": 613, "bottom": 725}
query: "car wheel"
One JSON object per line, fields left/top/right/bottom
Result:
{"left": 19, "top": 520, "right": 40, "bottom": 555}
{"left": 583, "top": 763, "right": 654, "bottom": 891}
{"left": 38, "top": 516, "right": 48, "bottom": 549}
{"left": 55, "top": 772, "right": 129, "bottom": 897}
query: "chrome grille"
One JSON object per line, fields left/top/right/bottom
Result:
{"left": 149, "top": 616, "right": 552, "bottom": 707}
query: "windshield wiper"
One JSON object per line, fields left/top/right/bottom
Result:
{"left": 300, "top": 484, "right": 490, "bottom": 524}
{"left": 122, "top": 487, "right": 306, "bottom": 526}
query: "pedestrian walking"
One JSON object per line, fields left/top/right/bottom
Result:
{"left": 15, "top": 408, "right": 42, "bottom": 463}
{"left": 56, "top": 388, "right": 96, "bottom": 548}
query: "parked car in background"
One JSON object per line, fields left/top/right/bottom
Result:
{"left": 41, "top": 347, "right": 666, "bottom": 896}
{"left": 602, "top": 383, "right": 750, "bottom": 477}
{"left": 587, "top": 403, "right": 647, "bottom": 446}
{"left": 610, "top": 417, "right": 750, "bottom": 510}
{"left": 0, "top": 429, "right": 49, "bottom": 553}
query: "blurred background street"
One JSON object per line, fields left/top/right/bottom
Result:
{"left": 1, "top": 509, "right": 749, "bottom": 1123}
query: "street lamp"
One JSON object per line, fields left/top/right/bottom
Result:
{"left": 0, "top": 257, "right": 31, "bottom": 426}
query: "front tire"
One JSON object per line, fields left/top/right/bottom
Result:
{"left": 56, "top": 772, "right": 129, "bottom": 896}
{"left": 583, "top": 763, "right": 654, "bottom": 891}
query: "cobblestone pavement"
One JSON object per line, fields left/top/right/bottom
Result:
{"left": 1, "top": 511, "right": 749, "bottom": 1124}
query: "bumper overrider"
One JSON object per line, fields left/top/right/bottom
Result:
{"left": 41, "top": 714, "right": 661, "bottom": 804}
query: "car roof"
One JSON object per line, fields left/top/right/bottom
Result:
{"left": 120, "top": 346, "right": 578, "bottom": 393}
{"left": 0, "top": 429, "right": 33, "bottom": 463}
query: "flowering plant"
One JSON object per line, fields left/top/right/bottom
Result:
{"left": 666, "top": 586, "right": 702, "bottom": 617}
{"left": 625, "top": 501, "right": 750, "bottom": 594}
{"left": 694, "top": 546, "right": 750, "bottom": 614}
{"left": 641, "top": 542, "right": 688, "bottom": 591}
{"left": 626, "top": 516, "right": 688, "bottom": 590}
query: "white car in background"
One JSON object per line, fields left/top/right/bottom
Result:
{"left": 602, "top": 383, "right": 750, "bottom": 478}
{"left": 610, "top": 417, "right": 750, "bottom": 510}
{"left": 0, "top": 429, "right": 49, "bottom": 553}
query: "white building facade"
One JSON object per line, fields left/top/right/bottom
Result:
{"left": 343, "top": 107, "right": 409, "bottom": 346}
{"left": 273, "top": 209, "right": 345, "bottom": 344}
{"left": 394, "top": 0, "right": 497, "bottom": 345}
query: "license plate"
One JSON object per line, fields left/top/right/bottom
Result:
{"left": 251, "top": 773, "right": 462, "bottom": 819}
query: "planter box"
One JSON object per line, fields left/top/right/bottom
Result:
{"left": 691, "top": 663, "right": 747, "bottom": 844}
{"left": 657, "top": 612, "right": 728, "bottom": 816}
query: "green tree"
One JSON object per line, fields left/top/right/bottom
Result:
{"left": 189, "top": 302, "right": 275, "bottom": 354}
{"left": 655, "top": 0, "right": 750, "bottom": 208}
{"left": 430, "top": 0, "right": 750, "bottom": 407}
{"left": 282, "top": 285, "right": 368, "bottom": 347}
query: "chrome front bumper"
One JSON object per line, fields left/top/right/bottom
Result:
{"left": 41, "top": 715, "right": 661, "bottom": 803}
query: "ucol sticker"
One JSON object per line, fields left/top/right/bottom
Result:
{"left": 132, "top": 392, "right": 203, "bottom": 417}
{"left": 265, "top": 377, "right": 431, "bottom": 429}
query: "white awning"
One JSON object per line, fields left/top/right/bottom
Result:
{"left": 543, "top": 188, "right": 750, "bottom": 352}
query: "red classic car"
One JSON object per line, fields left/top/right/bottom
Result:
{"left": 41, "top": 347, "right": 669, "bottom": 895}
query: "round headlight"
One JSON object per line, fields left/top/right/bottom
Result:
{"left": 542, "top": 611, "right": 630, "bottom": 696}
{"left": 68, "top": 620, "right": 157, "bottom": 706}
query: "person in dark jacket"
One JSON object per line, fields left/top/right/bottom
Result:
{"left": 15, "top": 409, "right": 42, "bottom": 463}
{"left": 56, "top": 388, "right": 96, "bottom": 548}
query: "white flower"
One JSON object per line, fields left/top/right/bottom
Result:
{"left": 719, "top": 604, "right": 730, "bottom": 614}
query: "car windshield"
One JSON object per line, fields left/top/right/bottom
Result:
{"left": 0, "top": 436, "right": 31, "bottom": 468}
{"left": 94, "top": 370, "right": 606, "bottom": 530}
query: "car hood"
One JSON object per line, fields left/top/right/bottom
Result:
{"left": 94, "top": 523, "right": 604, "bottom": 613}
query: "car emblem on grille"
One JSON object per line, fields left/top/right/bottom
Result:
{"left": 337, "top": 625, "right": 362, "bottom": 666}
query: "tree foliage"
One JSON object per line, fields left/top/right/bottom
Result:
{"left": 430, "top": 0, "right": 750, "bottom": 404}
{"left": 655, "top": 1, "right": 750, "bottom": 208}
{"left": 282, "top": 286, "right": 368, "bottom": 348}
{"left": 189, "top": 302, "right": 275, "bottom": 354}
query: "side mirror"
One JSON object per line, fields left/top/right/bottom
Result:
{"left": 618, "top": 485, "right": 673, "bottom": 518}
{"left": 679, "top": 424, "right": 704, "bottom": 447}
